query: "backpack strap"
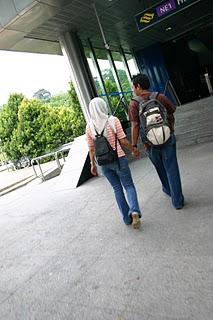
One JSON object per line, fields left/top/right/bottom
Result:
{"left": 140, "top": 92, "right": 159, "bottom": 113}
{"left": 149, "top": 91, "right": 159, "bottom": 100}
{"left": 106, "top": 117, "right": 120, "bottom": 168}
{"left": 132, "top": 92, "right": 159, "bottom": 104}
{"left": 95, "top": 128, "right": 104, "bottom": 138}
{"left": 95, "top": 122, "right": 118, "bottom": 152}
{"left": 131, "top": 96, "right": 143, "bottom": 103}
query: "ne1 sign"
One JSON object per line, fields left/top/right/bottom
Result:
{"left": 135, "top": 0, "right": 200, "bottom": 32}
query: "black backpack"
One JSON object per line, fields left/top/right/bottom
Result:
{"left": 133, "top": 92, "right": 171, "bottom": 146}
{"left": 94, "top": 128, "right": 118, "bottom": 166}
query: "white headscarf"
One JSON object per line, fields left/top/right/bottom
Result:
{"left": 89, "top": 97, "right": 116, "bottom": 138}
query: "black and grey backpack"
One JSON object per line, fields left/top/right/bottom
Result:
{"left": 133, "top": 92, "right": 171, "bottom": 146}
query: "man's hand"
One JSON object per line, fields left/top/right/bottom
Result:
{"left": 131, "top": 147, "right": 141, "bottom": 159}
{"left": 142, "top": 143, "right": 149, "bottom": 150}
{"left": 131, "top": 121, "right": 139, "bottom": 147}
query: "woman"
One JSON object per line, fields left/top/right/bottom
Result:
{"left": 86, "top": 97, "right": 142, "bottom": 229}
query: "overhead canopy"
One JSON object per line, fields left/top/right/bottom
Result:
{"left": 0, "top": 0, "right": 212, "bottom": 55}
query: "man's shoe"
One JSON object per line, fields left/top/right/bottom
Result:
{"left": 131, "top": 212, "right": 141, "bottom": 229}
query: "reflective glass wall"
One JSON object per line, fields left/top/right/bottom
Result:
{"left": 85, "top": 44, "right": 139, "bottom": 123}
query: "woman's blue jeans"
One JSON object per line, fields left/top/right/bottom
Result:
{"left": 146, "top": 133, "right": 184, "bottom": 208}
{"left": 101, "top": 156, "right": 141, "bottom": 224}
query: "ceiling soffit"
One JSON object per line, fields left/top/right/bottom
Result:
{"left": 0, "top": 0, "right": 212, "bottom": 54}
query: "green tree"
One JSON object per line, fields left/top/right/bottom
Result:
{"left": 102, "top": 69, "right": 131, "bottom": 92}
{"left": 46, "top": 92, "right": 71, "bottom": 108}
{"left": 33, "top": 88, "right": 51, "bottom": 102}
{"left": 41, "top": 106, "right": 73, "bottom": 152}
{"left": 104, "top": 80, "right": 127, "bottom": 121}
{"left": 68, "top": 82, "right": 86, "bottom": 137}
{"left": 16, "top": 98, "right": 50, "bottom": 158}
{"left": 93, "top": 77, "right": 102, "bottom": 94}
{"left": 16, "top": 98, "right": 73, "bottom": 157}
{"left": 0, "top": 93, "right": 24, "bottom": 158}
{"left": 58, "top": 107, "right": 73, "bottom": 139}
{"left": 94, "top": 69, "right": 131, "bottom": 122}
{"left": 0, "top": 85, "right": 88, "bottom": 163}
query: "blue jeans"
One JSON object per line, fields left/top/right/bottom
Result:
{"left": 146, "top": 133, "right": 184, "bottom": 208}
{"left": 101, "top": 156, "right": 141, "bottom": 224}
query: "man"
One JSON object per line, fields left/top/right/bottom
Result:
{"left": 128, "top": 73, "right": 184, "bottom": 209}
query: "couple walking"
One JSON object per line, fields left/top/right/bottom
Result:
{"left": 86, "top": 74, "right": 184, "bottom": 229}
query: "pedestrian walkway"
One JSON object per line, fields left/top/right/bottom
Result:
{"left": 0, "top": 142, "right": 212, "bottom": 320}
{"left": 0, "top": 160, "right": 62, "bottom": 196}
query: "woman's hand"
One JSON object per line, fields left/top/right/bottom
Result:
{"left": 91, "top": 164, "right": 97, "bottom": 175}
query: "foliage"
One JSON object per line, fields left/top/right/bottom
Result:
{"left": 16, "top": 98, "right": 73, "bottom": 158}
{"left": 41, "top": 106, "right": 73, "bottom": 152}
{"left": 16, "top": 98, "right": 51, "bottom": 157}
{"left": 47, "top": 92, "right": 71, "bottom": 108}
{"left": 0, "top": 93, "right": 74, "bottom": 163}
{"left": 0, "top": 93, "right": 24, "bottom": 159}
{"left": 94, "top": 69, "right": 132, "bottom": 122}
{"left": 104, "top": 80, "right": 127, "bottom": 122}
{"left": 68, "top": 82, "right": 86, "bottom": 137}
{"left": 0, "top": 72, "right": 132, "bottom": 163}
{"left": 33, "top": 88, "right": 51, "bottom": 102}
{"left": 102, "top": 69, "right": 131, "bottom": 92}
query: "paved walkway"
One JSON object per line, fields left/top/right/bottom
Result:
{"left": 0, "top": 142, "right": 212, "bottom": 320}
{"left": 0, "top": 160, "right": 62, "bottom": 196}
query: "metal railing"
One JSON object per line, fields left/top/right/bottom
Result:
{"left": 31, "top": 143, "right": 72, "bottom": 181}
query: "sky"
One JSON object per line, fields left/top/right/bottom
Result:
{"left": 0, "top": 50, "right": 71, "bottom": 106}
{"left": 0, "top": 50, "right": 136, "bottom": 107}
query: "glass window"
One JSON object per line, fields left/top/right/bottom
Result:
{"left": 93, "top": 48, "right": 127, "bottom": 120}
{"left": 84, "top": 45, "right": 140, "bottom": 122}
{"left": 125, "top": 53, "right": 139, "bottom": 77}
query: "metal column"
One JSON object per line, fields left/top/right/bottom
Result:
{"left": 59, "top": 32, "right": 97, "bottom": 123}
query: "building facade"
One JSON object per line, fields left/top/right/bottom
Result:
{"left": 0, "top": 0, "right": 212, "bottom": 121}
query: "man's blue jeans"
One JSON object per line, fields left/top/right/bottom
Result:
{"left": 146, "top": 133, "right": 184, "bottom": 208}
{"left": 101, "top": 156, "right": 141, "bottom": 224}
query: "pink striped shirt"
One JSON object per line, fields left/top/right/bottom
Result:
{"left": 86, "top": 117, "right": 126, "bottom": 157}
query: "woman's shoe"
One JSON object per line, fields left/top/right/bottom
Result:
{"left": 131, "top": 212, "right": 141, "bottom": 229}
{"left": 125, "top": 220, "right": 132, "bottom": 225}
{"left": 175, "top": 203, "right": 184, "bottom": 210}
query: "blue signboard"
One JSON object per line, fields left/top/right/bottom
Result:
{"left": 135, "top": 0, "right": 200, "bottom": 32}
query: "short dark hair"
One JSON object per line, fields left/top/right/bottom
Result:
{"left": 131, "top": 74, "right": 150, "bottom": 90}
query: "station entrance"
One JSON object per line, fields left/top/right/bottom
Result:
{"left": 162, "top": 22, "right": 213, "bottom": 104}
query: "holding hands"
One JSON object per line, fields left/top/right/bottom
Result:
{"left": 132, "top": 147, "right": 141, "bottom": 158}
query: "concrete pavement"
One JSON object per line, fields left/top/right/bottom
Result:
{"left": 0, "top": 160, "right": 62, "bottom": 196}
{"left": 0, "top": 142, "right": 212, "bottom": 320}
